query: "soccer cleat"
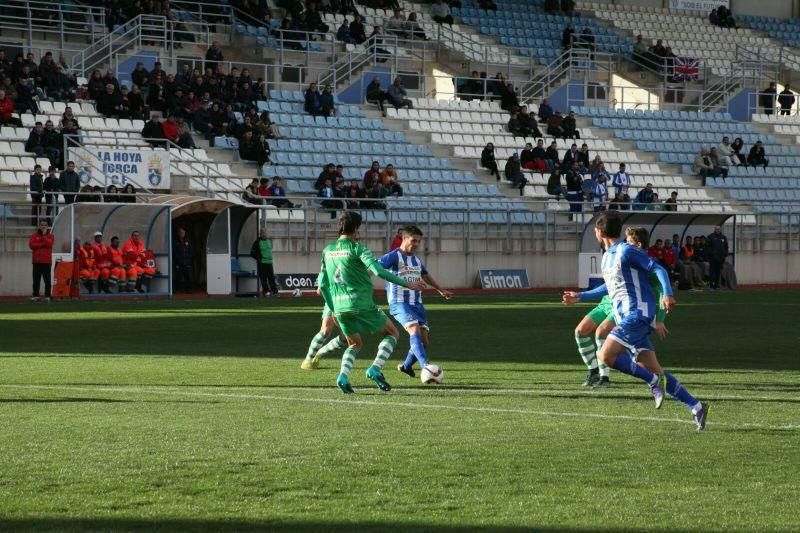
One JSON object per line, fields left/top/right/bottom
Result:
{"left": 593, "top": 376, "right": 611, "bottom": 388}
{"left": 336, "top": 373, "right": 354, "bottom": 394}
{"left": 366, "top": 365, "right": 392, "bottom": 392}
{"left": 300, "top": 358, "right": 319, "bottom": 370}
{"left": 397, "top": 363, "right": 416, "bottom": 378}
{"left": 651, "top": 374, "right": 667, "bottom": 409}
{"left": 582, "top": 369, "right": 600, "bottom": 387}
{"left": 693, "top": 402, "right": 709, "bottom": 431}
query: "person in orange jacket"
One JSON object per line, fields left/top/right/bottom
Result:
{"left": 106, "top": 235, "right": 128, "bottom": 292}
{"left": 90, "top": 231, "right": 112, "bottom": 293}
{"left": 123, "top": 229, "right": 156, "bottom": 292}
{"left": 78, "top": 241, "right": 100, "bottom": 293}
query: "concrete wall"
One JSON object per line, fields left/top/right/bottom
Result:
{"left": 3, "top": 247, "right": 800, "bottom": 296}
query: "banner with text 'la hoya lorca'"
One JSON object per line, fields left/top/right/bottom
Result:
{"left": 669, "top": 0, "right": 728, "bottom": 11}
{"left": 68, "top": 147, "right": 171, "bottom": 190}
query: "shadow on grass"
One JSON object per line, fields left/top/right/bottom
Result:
{"left": 0, "top": 518, "right": 751, "bottom": 533}
{"left": 0, "top": 397, "right": 220, "bottom": 404}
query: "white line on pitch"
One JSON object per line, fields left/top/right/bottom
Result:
{"left": 2, "top": 384, "right": 799, "bottom": 431}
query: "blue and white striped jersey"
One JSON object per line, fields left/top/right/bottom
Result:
{"left": 378, "top": 249, "right": 428, "bottom": 305}
{"left": 601, "top": 241, "right": 662, "bottom": 324}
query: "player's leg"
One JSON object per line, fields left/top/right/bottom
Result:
{"left": 575, "top": 312, "right": 601, "bottom": 386}
{"left": 599, "top": 323, "right": 664, "bottom": 408}
{"left": 638, "top": 351, "right": 709, "bottom": 430}
{"left": 301, "top": 310, "right": 336, "bottom": 369}
{"left": 397, "top": 322, "right": 425, "bottom": 378}
{"left": 593, "top": 318, "right": 616, "bottom": 388}
{"left": 366, "top": 311, "right": 399, "bottom": 391}
{"left": 336, "top": 333, "right": 361, "bottom": 394}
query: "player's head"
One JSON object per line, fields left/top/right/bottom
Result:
{"left": 338, "top": 211, "right": 362, "bottom": 239}
{"left": 399, "top": 225, "right": 423, "bottom": 254}
{"left": 625, "top": 226, "right": 650, "bottom": 248}
{"left": 594, "top": 210, "right": 622, "bottom": 242}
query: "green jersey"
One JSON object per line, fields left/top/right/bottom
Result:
{"left": 648, "top": 273, "right": 667, "bottom": 322}
{"left": 318, "top": 237, "right": 381, "bottom": 314}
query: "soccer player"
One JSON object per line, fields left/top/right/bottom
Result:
{"left": 318, "top": 211, "right": 425, "bottom": 394}
{"left": 300, "top": 298, "right": 347, "bottom": 370}
{"left": 563, "top": 211, "right": 709, "bottom": 430}
{"left": 377, "top": 225, "right": 452, "bottom": 378}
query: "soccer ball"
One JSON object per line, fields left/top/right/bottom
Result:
{"left": 420, "top": 364, "right": 444, "bottom": 384}
{"left": 292, "top": 288, "right": 302, "bottom": 297}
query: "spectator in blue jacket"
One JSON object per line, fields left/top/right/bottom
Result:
{"left": 336, "top": 19, "right": 356, "bottom": 44}
{"left": 538, "top": 98, "right": 554, "bottom": 121}
{"left": 304, "top": 82, "right": 323, "bottom": 116}
{"left": 268, "top": 176, "right": 294, "bottom": 208}
{"left": 633, "top": 183, "right": 655, "bottom": 210}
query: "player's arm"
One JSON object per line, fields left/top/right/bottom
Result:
{"left": 422, "top": 274, "right": 452, "bottom": 299}
{"left": 317, "top": 260, "right": 334, "bottom": 311}
{"left": 563, "top": 283, "right": 608, "bottom": 304}
{"left": 627, "top": 249, "right": 676, "bottom": 312}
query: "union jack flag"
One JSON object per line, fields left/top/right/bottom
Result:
{"left": 673, "top": 57, "right": 700, "bottom": 82}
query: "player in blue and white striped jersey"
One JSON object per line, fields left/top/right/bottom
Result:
{"left": 378, "top": 226, "right": 452, "bottom": 378}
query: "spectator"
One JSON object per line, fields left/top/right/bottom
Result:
{"left": 709, "top": 147, "right": 728, "bottom": 179}
{"left": 97, "top": 83, "right": 122, "bottom": 117}
{"left": 131, "top": 63, "right": 149, "bottom": 93}
{"left": 406, "top": 12, "right": 428, "bottom": 40}
{"left": 544, "top": 0, "right": 559, "bottom": 15}
{"left": 257, "top": 111, "right": 282, "bottom": 140}
{"left": 345, "top": 179, "right": 365, "bottom": 208}
{"left": 121, "top": 183, "right": 136, "bottom": 203}
{"left": 366, "top": 77, "right": 388, "bottom": 112}
{"left": 105, "top": 184, "right": 120, "bottom": 203}
{"left": 29, "top": 219, "right": 54, "bottom": 301}
{"left": 334, "top": 165, "right": 346, "bottom": 184}
{"left": 481, "top": 143, "right": 499, "bottom": 179}
{"left": 58, "top": 161, "right": 80, "bottom": 205}
{"left": 747, "top": 141, "right": 769, "bottom": 168}
{"left": 612, "top": 163, "right": 631, "bottom": 204}
{"left": 243, "top": 178, "right": 262, "bottom": 205}
{"left": 633, "top": 183, "right": 655, "bottom": 210}
{"left": 176, "top": 118, "right": 195, "bottom": 149}
{"left": 591, "top": 174, "right": 608, "bottom": 212}
{"left": 561, "top": 143, "right": 580, "bottom": 169}
{"left": 387, "top": 78, "right": 413, "bottom": 109}
{"left": 760, "top": 82, "right": 776, "bottom": 115}
{"left": 504, "top": 152, "right": 527, "bottom": 194}
{"left": 386, "top": 9, "right": 407, "bottom": 37}
{"left": 646, "top": 193, "right": 664, "bottom": 211}
{"left": 161, "top": 114, "right": 180, "bottom": 145}
{"left": 717, "top": 136, "right": 738, "bottom": 168}
{"left": 545, "top": 140, "right": 560, "bottom": 170}
{"left": 518, "top": 106, "right": 542, "bottom": 138}
{"left": 521, "top": 142, "right": 545, "bottom": 173}
{"left": 693, "top": 148, "right": 715, "bottom": 184}
{"left": 42, "top": 120, "right": 62, "bottom": 166}
{"left": 730, "top": 137, "right": 745, "bottom": 166}
{"left": 561, "top": 0, "right": 575, "bottom": 15}
{"left": 647, "top": 238, "right": 665, "bottom": 264}
{"left": 205, "top": 41, "right": 224, "bottom": 72}
{"left": 366, "top": 180, "right": 387, "bottom": 209}
{"left": 30, "top": 164, "right": 44, "bottom": 225}
{"left": 651, "top": 39, "right": 667, "bottom": 58}
{"left": 564, "top": 162, "right": 584, "bottom": 212}
{"left": 478, "top": 0, "right": 498, "bottom": 10}
{"left": 779, "top": 84, "right": 795, "bottom": 115}
{"left": 546, "top": 110, "right": 565, "bottom": 138}
{"left": 562, "top": 111, "right": 580, "bottom": 139}
{"left": 350, "top": 15, "right": 368, "bottom": 44}
{"left": 592, "top": 161, "right": 610, "bottom": 183}
{"left": 25, "top": 122, "right": 51, "bottom": 161}
{"left": 533, "top": 139, "right": 553, "bottom": 173}
{"left": 239, "top": 131, "right": 271, "bottom": 166}
{"left": 546, "top": 167, "right": 566, "bottom": 198}
{"left": 706, "top": 225, "right": 729, "bottom": 290}
{"left": 316, "top": 163, "right": 337, "bottom": 190}
{"left": 76, "top": 184, "right": 95, "bottom": 203}
{"left": 43, "top": 166, "right": 59, "bottom": 221}
{"left": 507, "top": 112, "right": 524, "bottom": 137}
{"left": 609, "top": 191, "right": 629, "bottom": 211}
{"left": 142, "top": 114, "right": 166, "bottom": 147}
{"left": 364, "top": 161, "right": 381, "bottom": 189}
{"left": 431, "top": 0, "right": 453, "bottom": 25}
{"left": 0, "top": 89, "right": 21, "bottom": 126}
{"left": 499, "top": 82, "right": 519, "bottom": 113}
{"left": 268, "top": 176, "right": 293, "bottom": 208}
{"left": 250, "top": 228, "right": 279, "bottom": 297}
{"left": 538, "top": 98, "right": 554, "bottom": 122}
{"left": 337, "top": 18, "right": 357, "bottom": 44}
{"left": 577, "top": 143, "right": 590, "bottom": 172}
{"left": 319, "top": 85, "right": 335, "bottom": 117}
{"left": 173, "top": 227, "right": 194, "bottom": 293}
{"left": 664, "top": 191, "right": 678, "bottom": 212}
{"left": 632, "top": 34, "right": 648, "bottom": 65}
{"left": 306, "top": 3, "right": 330, "bottom": 33}
{"left": 193, "top": 100, "right": 215, "bottom": 142}
{"left": 87, "top": 69, "right": 105, "bottom": 100}
{"left": 562, "top": 23, "right": 575, "bottom": 49}
{"left": 379, "top": 164, "right": 400, "bottom": 192}
{"left": 579, "top": 26, "right": 595, "bottom": 55}
{"left": 304, "top": 82, "right": 323, "bottom": 116}
{"left": 318, "top": 178, "right": 340, "bottom": 210}
{"left": 128, "top": 85, "right": 145, "bottom": 120}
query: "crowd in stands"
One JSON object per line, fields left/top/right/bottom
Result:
{"left": 544, "top": 0, "right": 575, "bottom": 16}
{"left": 310, "top": 160, "right": 404, "bottom": 211}
{"left": 709, "top": 6, "right": 736, "bottom": 29}
{"left": 242, "top": 176, "right": 293, "bottom": 208}
{"left": 0, "top": 50, "right": 77, "bottom": 117}
{"left": 692, "top": 136, "right": 769, "bottom": 184}
{"left": 646, "top": 226, "right": 732, "bottom": 291}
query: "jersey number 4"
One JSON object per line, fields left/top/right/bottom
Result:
{"left": 333, "top": 264, "right": 346, "bottom": 287}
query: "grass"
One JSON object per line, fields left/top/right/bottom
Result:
{"left": 0, "top": 291, "right": 798, "bottom": 532}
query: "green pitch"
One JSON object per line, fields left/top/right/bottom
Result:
{"left": 0, "top": 291, "right": 798, "bottom": 532}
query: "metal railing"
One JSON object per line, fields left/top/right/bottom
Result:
{"left": 0, "top": 0, "right": 106, "bottom": 49}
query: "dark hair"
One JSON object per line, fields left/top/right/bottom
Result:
{"left": 400, "top": 225, "right": 423, "bottom": 238}
{"left": 338, "top": 211, "right": 362, "bottom": 235}
{"left": 594, "top": 210, "right": 622, "bottom": 238}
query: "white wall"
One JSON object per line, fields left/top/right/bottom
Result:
{"left": 588, "top": 0, "right": 799, "bottom": 18}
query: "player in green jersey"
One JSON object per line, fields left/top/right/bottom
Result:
{"left": 318, "top": 211, "right": 426, "bottom": 394}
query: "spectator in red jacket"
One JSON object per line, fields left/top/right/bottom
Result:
{"left": 29, "top": 219, "right": 54, "bottom": 300}
{"left": 0, "top": 89, "right": 21, "bottom": 126}
{"left": 161, "top": 114, "right": 180, "bottom": 144}
{"left": 647, "top": 238, "right": 665, "bottom": 262}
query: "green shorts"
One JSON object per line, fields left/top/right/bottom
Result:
{"left": 335, "top": 306, "right": 389, "bottom": 337}
{"left": 587, "top": 299, "right": 615, "bottom": 326}
{"left": 322, "top": 305, "right": 333, "bottom": 319}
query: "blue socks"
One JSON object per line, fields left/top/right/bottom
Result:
{"left": 664, "top": 371, "right": 700, "bottom": 410}
{"left": 612, "top": 354, "right": 657, "bottom": 385}
{"left": 402, "top": 333, "right": 428, "bottom": 370}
